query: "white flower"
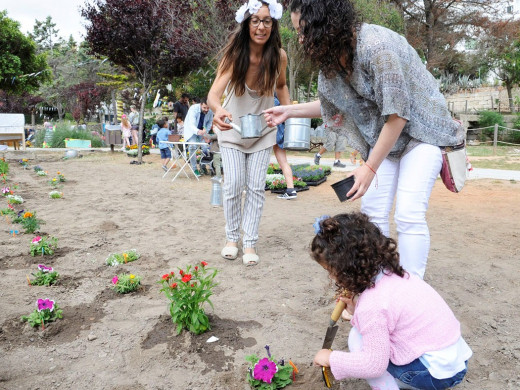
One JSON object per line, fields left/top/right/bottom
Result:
{"left": 235, "top": 2, "right": 249, "bottom": 23}
{"left": 235, "top": 0, "right": 283, "bottom": 23}
{"left": 268, "top": 2, "right": 283, "bottom": 19}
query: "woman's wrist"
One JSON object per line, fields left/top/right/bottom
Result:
{"left": 364, "top": 162, "right": 377, "bottom": 175}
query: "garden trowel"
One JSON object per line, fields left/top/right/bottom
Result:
{"left": 321, "top": 300, "right": 346, "bottom": 388}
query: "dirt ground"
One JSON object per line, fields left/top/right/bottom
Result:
{"left": 0, "top": 151, "right": 519, "bottom": 390}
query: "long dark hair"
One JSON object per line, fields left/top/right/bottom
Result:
{"left": 218, "top": 2, "right": 282, "bottom": 97}
{"left": 290, "top": 0, "right": 359, "bottom": 80}
{"left": 311, "top": 212, "right": 405, "bottom": 296}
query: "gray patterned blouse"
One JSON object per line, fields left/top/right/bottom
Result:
{"left": 318, "top": 24, "right": 464, "bottom": 161}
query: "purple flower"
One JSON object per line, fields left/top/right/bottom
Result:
{"left": 37, "top": 264, "right": 53, "bottom": 273}
{"left": 17, "top": 209, "right": 25, "bottom": 217}
{"left": 265, "top": 344, "right": 271, "bottom": 358}
{"left": 253, "top": 358, "right": 278, "bottom": 384}
{"left": 37, "top": 298, "right": 55, "bottom": 312}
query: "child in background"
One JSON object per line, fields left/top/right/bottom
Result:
{"left": 120, "top": 114, "right": 132, "bottom": 151}
{"left": 176, "top": 116, "right": 184, "bottom": 138}
{"left": 156, "top": 119, "right": 172, "bottom": 171}
{"left": 311, "top": 212, "right": 472, "bottom": 390}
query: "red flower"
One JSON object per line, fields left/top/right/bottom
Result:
{"left": 170, "top": 283, "right": 177, "bottom": 289}
{"left": 191, "top": 283, "right": 194, "bottom": 287}
{"left": 170, "top": 271, "right": 175, "bottom": 276}
{"left": 181, "top": 274, "right": 192, "bottom": 283}
{"left": 162, "top": 274, "right": 169, "bottom": 280}
{"left": 179, "top": 269, "right": 184, "bottom": 275}
{"left": 194, "top": 266, "right": 198, "bottom": 271}
{"left": 201, "top": 261, "right": 208, "bottom": 267}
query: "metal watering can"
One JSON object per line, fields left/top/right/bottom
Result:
{"left": 225, "top": 114, "right": 269, "bottom": 139}
{"left": 283, "top": 117, "right": 311, "bottom": 150}
{"left": 210, "top": 176, "right": 223, "bottom": 207}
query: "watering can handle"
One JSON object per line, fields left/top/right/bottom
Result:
{"left": 224, "top": 117, "right": 242, "bottom": 133}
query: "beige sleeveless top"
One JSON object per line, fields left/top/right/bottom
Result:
{"left": 217, "top": 83, "right": 276, "bottom": 153}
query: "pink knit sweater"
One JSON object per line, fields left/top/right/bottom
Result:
{"left": 329, "top": 273, "right": 461, "bottom": 380}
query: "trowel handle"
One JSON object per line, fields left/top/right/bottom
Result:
{"left": 330, "top": 300, "right": 346, "bottom": 324}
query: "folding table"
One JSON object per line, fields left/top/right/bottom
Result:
{"left": 161, "top": 141, "right": 209, "bottom": 182}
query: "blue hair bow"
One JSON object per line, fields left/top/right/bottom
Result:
{"left": 313, "top": 215, "right": 330, "bottom": 234}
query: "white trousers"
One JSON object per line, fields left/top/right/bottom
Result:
{"left": 361, "top": 143, "right": 442, "bottom": 279}
{"left": 221, "top": 146, "right": 271, "bottom": 249}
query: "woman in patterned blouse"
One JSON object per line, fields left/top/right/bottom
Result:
{"left": 264, "top": 0, "right": 465, "bottom": 279}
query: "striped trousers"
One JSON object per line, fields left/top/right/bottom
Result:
{"left": 220, "top": 146, "right": 271, "bottom": 249}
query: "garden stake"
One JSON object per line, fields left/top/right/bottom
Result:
{"left": 289, "top": 360, "right": 298, "bottom": 381}
{"left": 10, "top": 229, "right": 18, "bottom": 237}
{"left": 26, "top": 275, "right": 32, "bottom": 285}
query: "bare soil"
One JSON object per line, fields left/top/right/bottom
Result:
{"left": 0, "top": 151, "right": 519, "bottom": 390}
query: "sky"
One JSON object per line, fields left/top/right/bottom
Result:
{"left": 1, "top": 0, "right": 87, "bottom": 42}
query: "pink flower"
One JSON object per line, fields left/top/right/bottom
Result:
{"left": 1, "top": 187, "right": 9, "bottom": 194}
{"left": 32, "top": 236, "right": 42, "bottom": 244}
{"left": 37, "top": 264, "right": 53, "bottom": 273}
{"left": 253, "top": 358, "right": 278, "bottom": 383}
{"left": 37, "top": 298, "right": 55, "bottom": 312}
{"left": 112, "top": 276, "right": 118, "bottom": 284}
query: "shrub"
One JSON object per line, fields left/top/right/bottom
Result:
{"left": 42, "top": 122, "right": 105, "bottom": 148}
{"left": 478, "top": 111, "right": 505, "bottom": 140}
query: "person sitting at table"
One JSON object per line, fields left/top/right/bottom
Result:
{"left": 156, "top": 119, "right": 172, "bottom": 171}
{"left": 184, "top": 97, "right": 213, "bottom": 177}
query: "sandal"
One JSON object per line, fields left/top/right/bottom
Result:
{"left": 221, "top": 246, "right": 238, "bottom": 260}
{"left": 242, "top": 253, "right": 260, "bottom": 266}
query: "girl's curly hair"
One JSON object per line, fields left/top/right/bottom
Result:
{"left": 290, "top": 0, "right": 359, "bottom": 80}
{"left": 311, "top": 212, "right": 405, "bottom": 296}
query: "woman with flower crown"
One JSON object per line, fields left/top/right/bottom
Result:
{"left": 208, "top": 0, "right": 289, "bottom": 266}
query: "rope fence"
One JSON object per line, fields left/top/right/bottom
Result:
{"left": 466, "top": 124, "right": 520, "bottom": 154}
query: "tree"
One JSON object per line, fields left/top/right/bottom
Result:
{"left": 82, "top": 0, "right": 210, "bottom": 162}
{"left": 64, "top": 82, "right": 109, "bottom": 123}
{"left": 0, "top": 11, "right": 49, "bottom": 95}
{"left": 389, "top": 0, "right": 508, "bottom": 71}
{"left": 478, "top": 20, "right": 520, "bottom": 112}
{"left": 30, "top": 16, "right": 60, "bottom": 54}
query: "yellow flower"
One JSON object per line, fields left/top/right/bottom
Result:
{"left": 22, "top": 159, "right": 28, "bottom": 162}
{"left": 129, "top": 274, "right": 135, "bottom": 279}
{"left": 57, "top": 171, "right": 61, "bottom": 175}
{"left": 23, "top": 212, "right": 33, "bottom": 218}
{"left": 52, "top": 178, "right": 57, "bottom": 182}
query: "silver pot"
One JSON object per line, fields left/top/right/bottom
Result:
{"left": 283, "top": 117, "right": 311, "bottom": 150}
{"left": 226, "top": 114, "right": 269, "bottom": 139}
{"left": 65, "top": 149, "right": 78, "bottom": 158}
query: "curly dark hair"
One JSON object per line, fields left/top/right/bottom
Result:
{"left": 311, "top": 212, "right": 405, "bottom": 296}
{"left": 218, "top": 2, "right": 282, "bottom": 97}
{"left": 290, "top": 0, "right": 359, "bottom": 80}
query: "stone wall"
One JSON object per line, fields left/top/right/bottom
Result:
{"left": 445, "top": 86, "right": 520, "bottom": 114}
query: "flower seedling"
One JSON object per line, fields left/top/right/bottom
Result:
{"left": 14, "top": 211, "right": 44, "bottom": 234}
{"left": 33, "top": 165, "right": 43, "bottom": 172}
{"left": 30, "top": 236, "right": 58, "bottom": 256}
{"left": 49, "top": 191, "right": 63, "bottom": 199}
{"left": 49, "top": 177, "right": 60, "bottom": 188}
{"left": 21, "top": 298, "right": 63, "bottom": 330}
{"left": 57, "top": 171, "right": 66, "bottom": 182}
{"left": 111, "top": 273, "right": 141, "bottom": 294}
{"left": 105, "top": 249, "right": 140, "bottom": 266}
{"left": 158, "top": 261, "right": 218, "bottom": 335}
{"left": 37, "top": 170, "right": 48, "bottom": 177}
{"left": 28, "top": 264, "right": 59, "bottom": 286}
{"left": 19, "top": 159, "right": 29, "bottom": 169}
{"left": 246, "top": 345, "right": 296, "bottom": 389}
{"left": 6, "top": 194, "right": 23, "bottom": 204}
{"left": 1, "top": 186, "right": 12, "bottom": 196}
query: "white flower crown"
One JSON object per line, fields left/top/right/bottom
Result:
{"left": 235, "top": 0, "right": 283, "bottom": 24}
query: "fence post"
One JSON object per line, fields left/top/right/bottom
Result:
{"left": 465, "top": 100, "right": 468, "bottom": 114}
{"left": 493, "top": 124, "right": 498, "bottom": 155}
{"left": 491, "top": 96, "right": 494, "bottom": 111}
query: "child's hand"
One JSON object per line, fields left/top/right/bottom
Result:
{"left": 313, "top": 349, "right": 332, "bottom": 367}
{"left": 338, "top": 295, "right": 357, "bottom": 318}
